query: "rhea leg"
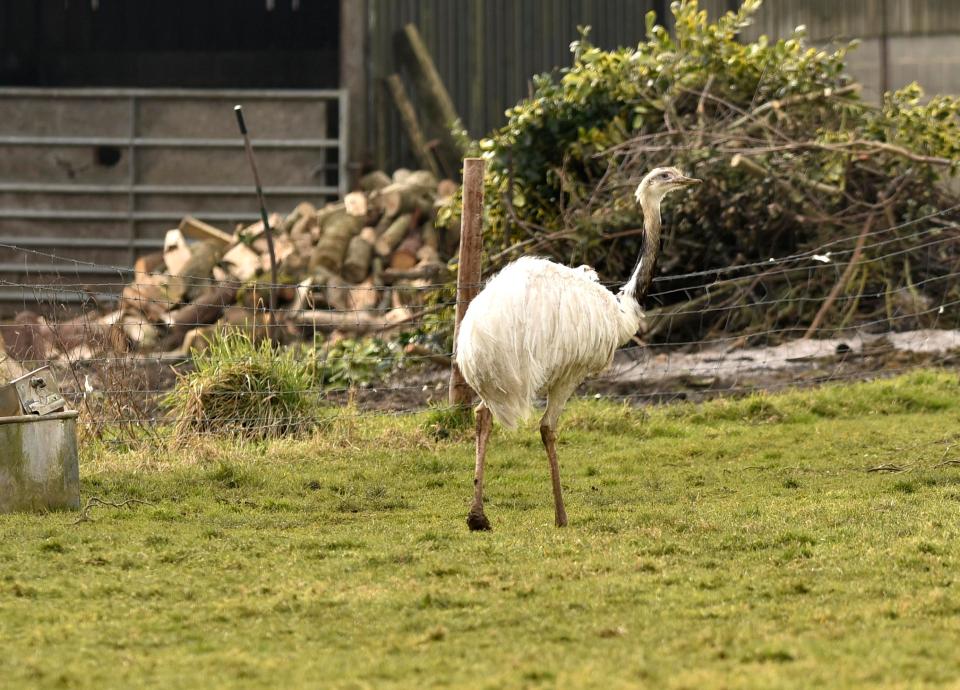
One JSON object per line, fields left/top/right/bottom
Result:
{"left": 540, "top": 383, "right": 577, "bottom": 528}
{"left": 467, "top": 403, "right": 493, "bottom": 531}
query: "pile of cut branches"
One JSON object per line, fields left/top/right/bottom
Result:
{"left": 476, "top": 0, "right": 960, "bottom": 344}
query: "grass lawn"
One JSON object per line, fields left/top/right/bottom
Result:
{"left": 2, "top": 371, "right": 960, "bottom": 689}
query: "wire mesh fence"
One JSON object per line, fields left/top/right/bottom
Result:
{"left": 0, "top": 202, "right": 958, "bottom": 444}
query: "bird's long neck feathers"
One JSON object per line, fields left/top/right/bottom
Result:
{"left": 619, "top": 196, "right": 662, "bottom": 306}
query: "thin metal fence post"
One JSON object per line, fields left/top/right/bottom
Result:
{"left": 449, "top": 157, "right": 484, "bottom": 407}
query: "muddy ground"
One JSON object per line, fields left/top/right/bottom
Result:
{"left": 48, "top": 329, "right": 960, "bottom": 419}
{"left": 336, "top": 329, "right": 960, "bottom": 412}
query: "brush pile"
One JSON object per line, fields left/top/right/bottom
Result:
{"left": 2, "top": 168, "right": 461, "bottom": 364}
{"left": 479, "top": 0, "right": 960, "bottom": 344}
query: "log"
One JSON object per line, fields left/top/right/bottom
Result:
{"left": 371, "top": 256, "right": 385, "bottom": 285}
{"left": 121, "top": 275, "right": 171, "bottom": 322}
{"left": 344, "top": 191, "right": 369, "bottom": 218}
{"left": 359, "top": 170, "right": 392, "bottom": 192}
{"left": 221, "top": 242, "right": 261, "bottom": 283}
{"left": 391, "top": 279, "right": 426, "bottom": 309}
{"left": 119, "top": 313, "right": 159, "bottom": 351}
{"left": 178, "top": 325, "right": 218, "bottom": 356}
{"left": 278, "top": 230, "right": 315, "bottom": 277}
{"left": 390, "top": 231, "right": 423, "bottom": 270}
{"left": 236, "top": 212, "right": 283, "bottom": 242}
{"left": 416, "top": 245, "right": 441, "bottom": 265}
{"left": 49, "top": 311, "right": 126, "bottom": 355}
{"left": 296, "top": 306, "right": 413, "bottom": 335}
{"left": 347, "top": 278, "right": 379, "bottom": 312}
{"left": 379, "top": 184, "right": 433, "bottom": 218}
{"left": 163, "top": 229, "right": 191, "bottom": 276}
{"left": 0, "top": 332, "right": 26, "bottom": 382}
{"left": 179, "top": 216, "right": 233, "bottom": 248}
{"left": 289, "top": 277, "right": 315, "bottom": 313}
{"left": 386, "top": 74, "right": 441, "bottom": 178}
{"left": 280, "top": 202, "right": 317, "bottom": 234}
{"left": 261, "top": 234, "right": 294, "bottom": 273}
{"left": 381, "top": 261, "right": 448, "bottom": 284}
{"left": 315, "top": 204, "right": 343, "bottom": 231}
{"left": 163, "top": 285, "right": 238, "bottom": 347}
{"left": 296, "top": 310, "right": 379, "bottom": 333}
{"left": 176, "top": 241, "right": 225, "bottom": 301}
{"left": 343, "top": 227, "right": 377, "bottom": 283}
{"left": 441, "top": 215, "right": 461, "bottom": 258}
{"left": 375, "top": 213, "right": 413, "bottom": 257}
{"left": 405, "top": 170, "right": 439, "bottom": 192}
{"left": 306, "top": 266, "right": 351, "bottom": 311}
{"left": 219, "top": 306, "right": 271, "bottom": 343}
{"left": 374, "top": 211, "right": 395, "bottom": 237}
{"left": 421, "top": 224, "right": 440, "bottom": 251}
{"left": 401, "top": 23, "right": 465, "bottom": 174}
{"left": 164, "top": 228, "right": 185, "bottom": 253}
{"left": 402, "top": 24, "right": 462, "bottom": 136}
{"left": 290, "top": 212, "right": 316, "bottom": 239}
{"left": 436, "top": 178, "right": 458, "bottom": 200}
{"left": 134, "top": 252, "right": 165, "bottom": 279}
{"left": 311, "top": 211, "right": 362, "bottom": 274}
{"left": 324, "top": 274, "right": 352, "bottom": 312}
{"left": 3, "top": 311, "right": 53, "bottom": 362}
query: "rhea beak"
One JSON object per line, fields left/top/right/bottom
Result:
{"left": 677, "top": 176, "right": 702, "bottom": 187}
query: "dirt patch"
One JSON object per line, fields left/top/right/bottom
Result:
{"left": 33, "top": 329, "right": 960, "bottom": 418}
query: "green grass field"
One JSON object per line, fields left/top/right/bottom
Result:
{"left": 2, "top": 371, "right": 960, "bottom": 689}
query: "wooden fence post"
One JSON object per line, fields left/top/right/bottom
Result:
{"left": 449, "top": 157, "right": 485, "bottom": 407}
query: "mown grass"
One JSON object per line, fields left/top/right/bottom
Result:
{"left": 2, "top": 371, "right": 960, "bottom": 689}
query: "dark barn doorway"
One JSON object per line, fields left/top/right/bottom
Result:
{"left": 0, "top": 0, "right": 340, "bottom": 88}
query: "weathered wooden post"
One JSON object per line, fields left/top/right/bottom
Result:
{"left": 449, "top": 157, "right": 485, "bottom": 407}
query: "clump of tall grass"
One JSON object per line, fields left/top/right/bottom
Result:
{"left": 164, "top": 332, "right": 318, "bottom": 441}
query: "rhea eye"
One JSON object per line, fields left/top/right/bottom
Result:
{"left": 660, "top": 173, "right": 671, "bottom": 180}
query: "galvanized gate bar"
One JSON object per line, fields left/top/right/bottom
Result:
{"left": 0, "top": 136, "right": 340, "bottom": 148}
{"left": 0, "top": 183, "right": 339, "bottom": 195}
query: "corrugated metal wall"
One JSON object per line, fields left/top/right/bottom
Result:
{"left": 367, "top": 0, "right": 675, "bottom": 171}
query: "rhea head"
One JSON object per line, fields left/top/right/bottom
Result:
{"left": 634, "top": 166, "right": 701, "bottom": 206}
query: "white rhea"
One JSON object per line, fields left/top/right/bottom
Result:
{"left": 455, "top": 166, "right": 701, "bottom": 530}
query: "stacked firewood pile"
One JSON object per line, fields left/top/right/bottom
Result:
{"left": 2, "top": 168, "right": 461, "bottom": 364}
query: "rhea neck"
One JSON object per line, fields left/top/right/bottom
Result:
{"left": 618, "top": 189, "right": 663, "bottom": 308}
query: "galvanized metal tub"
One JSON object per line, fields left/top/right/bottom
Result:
{"left": 0, "top": 411, "right": 80, "bottom": 513}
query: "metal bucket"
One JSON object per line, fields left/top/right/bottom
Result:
{"left": 0, "top": 411, "right": 80, "bottom": 514}
{"left": 0, "top": 366, "right": 79, "bottom": 514}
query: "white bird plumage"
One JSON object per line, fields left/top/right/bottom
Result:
{"left": 456, "top": 166, "right": 701, "bottom": 530}
{"left": 456, "top": 256, "right": 638, "bottom": 430}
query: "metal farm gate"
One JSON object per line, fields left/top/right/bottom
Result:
{"left": 0, "top": 88, "right": 347, "bottom": 313}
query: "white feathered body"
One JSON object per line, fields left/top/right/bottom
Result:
{"left": 456, "top": 257, "right": 643, "bottom": 428}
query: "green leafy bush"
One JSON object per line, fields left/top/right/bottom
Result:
{"left": 472, "top": 0, "right": 960, "bottom": 342}
{"left": 313, "top": 337, "right": 398, "bottom": 389}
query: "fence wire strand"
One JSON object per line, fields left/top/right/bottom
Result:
{"left": 0, "top": 202, "right": 957, "bottom": 441}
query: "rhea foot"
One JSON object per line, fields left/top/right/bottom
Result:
{"left": 467, "top": 508, "right": 492, "bottom": 531}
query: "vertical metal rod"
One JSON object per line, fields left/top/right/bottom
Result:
{"left": 449, "top": 157, "right": 485, "bottom": 407}
{"left": 879, "top": 0, "right": 890, "bottom": 97}
{"left": 127, "top": 95, "right": 137, "bottom": 268}
{"left": 234, "top": 104, "right": 278, "bottom": 319}
{"left": 338, "top": 88, "right": 350, "bottom": 198}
